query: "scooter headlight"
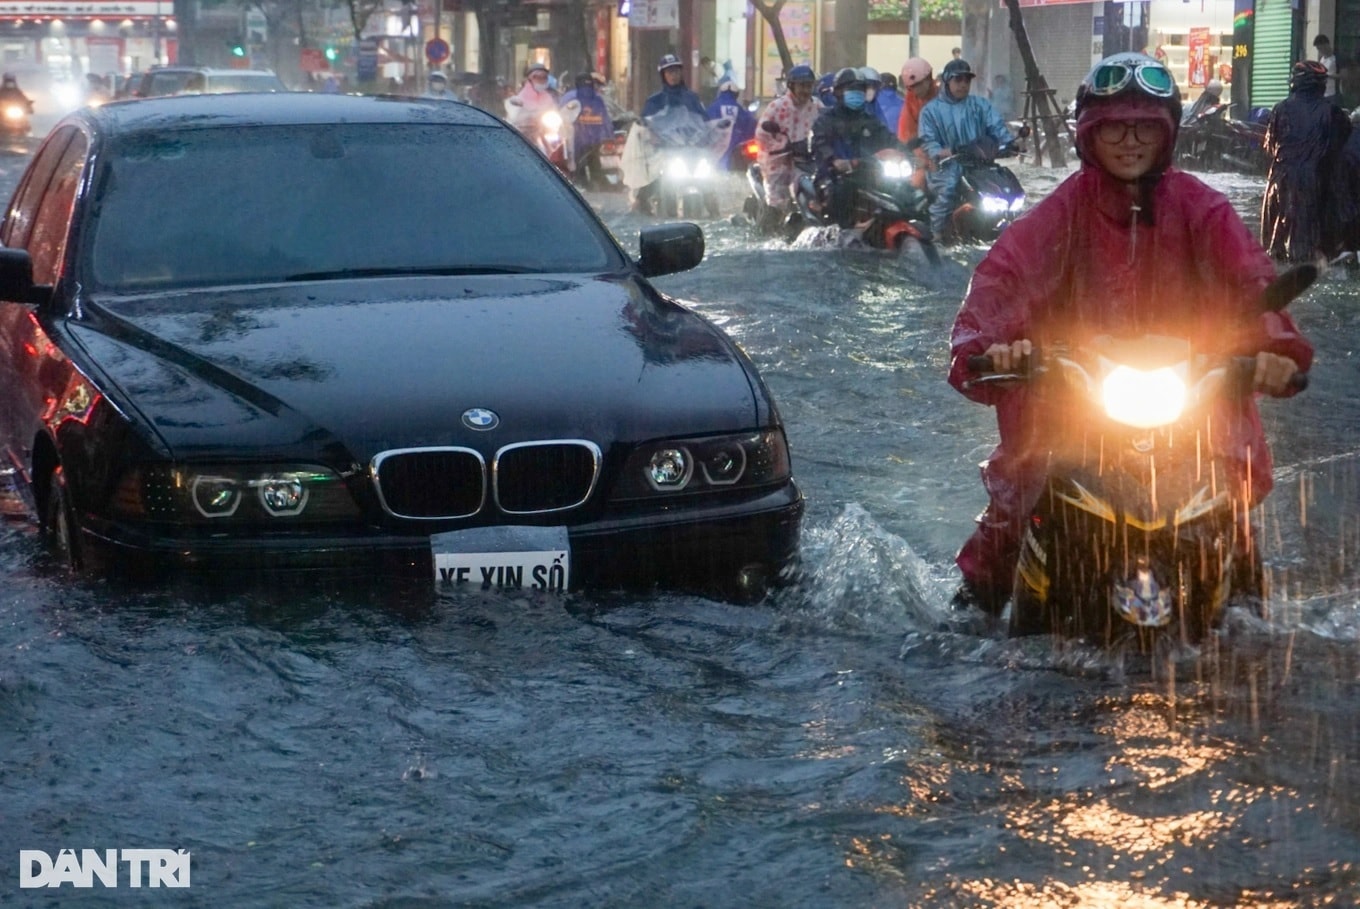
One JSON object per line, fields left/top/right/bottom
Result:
{"left": 540, "top": 109, "right": 563, "bottom": 132}
{"left": 666, "top": 156, "right": 691, "bottom": 178}
{"left": 692, "top": 158, "right": 713, "bottom": 179}
{"left": 980, "top": 194, "right": 1011, "bottom": 214}
{"left": 1101, "top": 365, "right": 1187, "bottom": 428}
{"left": 879, "top": 158, "right": 912, "bottom": 180}
{"left": 2, "top": 104, "right": 24, "bottom": 121}
{"left": 1009, "top": 196, "right": 1025, "bottom": 212}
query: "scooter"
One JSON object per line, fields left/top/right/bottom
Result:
{"left": 792, "top": 148, "right": 940, "bottom": 264}
{"left": 939, "top": 133, "right": 1026, "bottom": 243}
{"left": 742, "top": 122, "right": 813, "bottom": 240}
{"left": 964, "top": 265, "right": 1316, "bottom": 649}
{"left": 1175, "top": 103, "right": 1268, "bottom": 176}
{"left": 505, "top": 97, "right": 581, "bottom": 176}
{"left": 633, "top": 105, "right": 733, "bottom": 219}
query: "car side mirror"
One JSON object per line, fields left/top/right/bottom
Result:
{"left": 638, "top": 222, "right": 704, "bottom": 278}
{"left": 0, "top": 246, "right": 39, "bottom": 304}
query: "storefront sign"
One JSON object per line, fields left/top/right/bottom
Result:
{"left": 1187, "top": 26, "right": 1210, "bottom": 86}
{"left": 628, "top": 0, "right": 677, "bottom": 29}
{"left": 0, "top": 0, "right": 168, "bottom": 15}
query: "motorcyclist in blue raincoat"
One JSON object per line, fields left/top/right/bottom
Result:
{"left": 631, "top": 54, "right": 712, "bottom": 213}
{"left": 561, "top": 71, "right": 615, "bottom": 189}
{"left": 873, "top": 72, "right": 905, "bottom": 134}
{"left": 918, "top": 58, "right": 1015, "bottom": 240}
{"left": 707, "top": 78, "right": 757, "bottom": 170}
{"left": 642, "top": 55, "right": 708, "bottom": 119}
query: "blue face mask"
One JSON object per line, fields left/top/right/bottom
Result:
{"left": 842, "top": 90, "right": 866, "bottom": 110}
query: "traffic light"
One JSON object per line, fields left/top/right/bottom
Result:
{"left": 230, "top": 37, "right": 246, "bottom": 57}
{"left": 324, "top": 45, "right": 338, "bottom": 62}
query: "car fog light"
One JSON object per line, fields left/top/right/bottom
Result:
{"left": 646, "top": 448, "right": 692, "bottom": 489}
{"left": 191, "top": 476, "right": 242, "bottom": 518}
{"left": 257, "top": 476, "right": 309, "bottom": 515}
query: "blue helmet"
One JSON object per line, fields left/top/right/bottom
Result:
{"left": 787, "top": 64, "right": 816, "bottom": 85}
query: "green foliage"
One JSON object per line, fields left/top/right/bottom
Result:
{"left": 868, "top": 0, "right": 961, "bottom": 22}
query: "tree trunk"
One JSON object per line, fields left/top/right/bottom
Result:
{"left": 749, "top": 0, "right": 792, "bottom": 77}
{"left": 1003, "top": 0, "right": 1068, "bottom": 167}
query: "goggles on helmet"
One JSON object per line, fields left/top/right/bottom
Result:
{"left": 1087, "top": 59, "right": 1176, "bottom": 99}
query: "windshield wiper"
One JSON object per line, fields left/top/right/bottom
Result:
{"left": 285, "top": 265, "right": 538, "bottom": 281}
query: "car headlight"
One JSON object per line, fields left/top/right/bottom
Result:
{"left": 1101, "top": 366, "right": 1187, "bottom": 429}
{"left": 111, "top": 464, "right": 361, "bottom": 524}
{"left": 980, "top": 194, "right": 1010, "bottom": 214}
{"left": 666, "top": 156, "right": 691, "bottom": 179}
{"left": 612, "top": 431, "right": 791, "bottom": 500}
{"left": 692, "top": 158, "right": 713, "bottom": 179}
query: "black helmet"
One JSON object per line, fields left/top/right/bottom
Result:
{"left": 1289, "top": 59, "right": 1328, "bottom": 95}
{"left": 940, "top": 59, "right": 976, "bottom": 82}
{"left": 786, "top": 64, "right": 816, "bottom": 85}
{"left": 657, "top": 54, "right": 683, "bottom": 74}
{"left": 833, "top": 67, "right": 864, "bottom": 91}
{"left": 1074, "top": 52, "right": 1181, "bottom": 126}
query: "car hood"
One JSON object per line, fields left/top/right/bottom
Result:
{"left": 69, "top": 274, "right": 762, "bottom": 462}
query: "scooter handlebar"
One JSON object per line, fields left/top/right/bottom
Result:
{"left": 967, "top": 351, "right": 1308, "bottom": 393}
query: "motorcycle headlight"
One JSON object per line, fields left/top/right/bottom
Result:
{"left": 1009, "top": 196, "right": 1025, "bottom": 212}
{"left": 980, "top": 194, "right": 1010, "bottom": 214}
{"left": 693, "top": 158, "right": 713, "bottom": 179}
{"left": 2, "top": 104, "right": 24, "bottom": 121}
{"left": 1101, "top": 366, "right": 1188, "bottom": 429}
{"left": 666, "top": 156, "right": 691, "bottom": 178}
{"left": 879, "top": 159, "right": 912, "bottom": 180}
{"left": 540, "top": 110, "right": 563, "bottom": 132}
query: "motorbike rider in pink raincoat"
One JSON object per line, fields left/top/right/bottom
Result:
{"left": 947, "top": 52, "right": 1314, "bottom": 614}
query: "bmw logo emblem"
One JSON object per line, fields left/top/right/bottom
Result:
{"left": 462, "top": 408, "right": 500, "bottom": 431}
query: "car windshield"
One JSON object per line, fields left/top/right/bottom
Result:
{"left": 86, "top": 122, "right": 623, "bottom": 292}
{"left": 204, "top": 73, "right": 285, "bottom": 92}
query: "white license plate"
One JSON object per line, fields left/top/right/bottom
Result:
{"left": 431, "top": 526, "right": 570, "bottom": 592}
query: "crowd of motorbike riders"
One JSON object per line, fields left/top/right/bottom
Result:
{"left": 455, "top": 50, "right": 1335, "bottom": 634}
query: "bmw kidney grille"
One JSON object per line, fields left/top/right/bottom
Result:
{"left": 372, "top": 441, "right": 601, "bottom": 519}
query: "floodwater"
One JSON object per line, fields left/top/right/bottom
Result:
{"left": 2, "top": 139, "right": 1358, "bottom": 907}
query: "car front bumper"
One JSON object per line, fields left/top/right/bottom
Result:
{"left": 77, "top": 483, "right": 804, "bottom": 595}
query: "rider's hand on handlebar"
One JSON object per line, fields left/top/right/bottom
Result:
{"left": 983, "top": 339, "right": 1032, "bottom": 373}
{"left": 833, "top": 158, "right": 855, "bottom": 174}
{"left": 1254, "top": 351, "right": 1300, "bottom": 395}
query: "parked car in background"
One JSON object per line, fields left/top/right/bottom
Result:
{"left": 132, "top": 66, "right": 288, "bottom": 97}
{"left": 0, "top": 93, "right": 803, "bottom": 598}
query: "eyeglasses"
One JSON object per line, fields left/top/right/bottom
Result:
{"left": 1095, "top": 119, "right": 1166, "bottom": 145}
{"left": 1087, "top": 59, "right": 1177, "bottom": 98}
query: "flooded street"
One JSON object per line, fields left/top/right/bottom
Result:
{"left": 2, "top": 142, "right": 1359, "bottom": 907}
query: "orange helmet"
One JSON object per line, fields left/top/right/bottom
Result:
{"left": 900, "top": 57, "right": 933, "bottom": 89}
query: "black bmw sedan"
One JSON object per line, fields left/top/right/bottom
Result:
{"left": 0, "top": 93, "right": 802, "bottom": 597}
